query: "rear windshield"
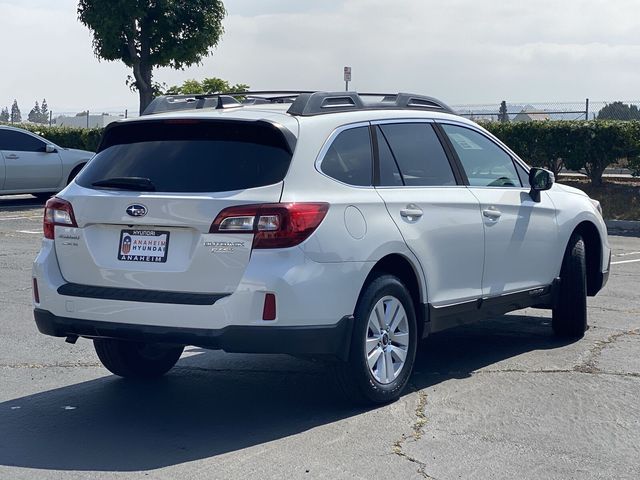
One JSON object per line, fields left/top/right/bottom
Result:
{"left": 76, "top": 120, "right": 293, "bottom": 193}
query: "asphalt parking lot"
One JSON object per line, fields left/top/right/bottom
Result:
{"left": 0, "top": 195, "right": 638, "bottom": 480}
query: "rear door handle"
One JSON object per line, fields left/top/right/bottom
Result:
{"left": 482, "top": 208, "right": 502, "bottom": 219}
{"left": 400, "top": 206, "right": 423, "bottom": 219}
{"left": 4, "top": 154, "right": 19, "bottom": 159}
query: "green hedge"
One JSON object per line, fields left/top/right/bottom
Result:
{"left": 1, "top": 123, "right": 103, "bottom": 152}
{"left": 481, "top": 120, "right": 640, "bottom": 186}
{"left": 4, "top": 120, "right": 640, "bottom": 186}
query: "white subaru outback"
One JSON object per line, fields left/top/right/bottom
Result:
{"left": 32, "top": 91, "right": 610, "bottom": 404}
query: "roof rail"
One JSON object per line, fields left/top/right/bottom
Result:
{"left": 287, "top": 92, "right": 455, "bottom": 116}
{"left": 142, "top": 91, "right": 316, "bottom": 116}
{"left": 141, "top": 90, "right": 455, "bottom": 117}
{"left": 142, "top": 94, "right": 241, "bottom": 115}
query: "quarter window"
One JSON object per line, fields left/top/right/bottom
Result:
{"left": 441, "top": 124, "right": 521, "bottom": 188}
{"left": 320, "top": 126, "right": 372, "bottom": 186}
{"left": 379, "top": 123, "right": 456, "bottom": 186}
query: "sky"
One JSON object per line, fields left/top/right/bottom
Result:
{"left": 1, "top": 0, "right": 639, "bottom": 115}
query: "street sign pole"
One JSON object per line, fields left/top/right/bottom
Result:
{"left": 344, "top": 66, "right": 352, "bottom": 91}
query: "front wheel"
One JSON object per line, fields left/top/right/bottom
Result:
{"left": 335, "top": 274, "right": 417, "bottom": 405}
{"left": 94, "top": 339, "right": 184, "bottom": 378}
{"left": 552, "top": 233, "right": 587, "bottom": 338}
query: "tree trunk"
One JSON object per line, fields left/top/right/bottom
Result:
{"left": 133, "top": 63, "right": 153, "bottom": 115}
{"left": 128, "top": 34, "right": 153, "bottom": 115}
{"left": 586, "top": 163, "right": 605, "bottom": 187}
{"left": 137, "top": 82, "right": 153, "bottom": 115}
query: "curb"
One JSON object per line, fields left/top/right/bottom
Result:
{"left": 606, "top": 219, "right": 640, "bottom": 234}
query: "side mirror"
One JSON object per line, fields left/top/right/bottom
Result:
{"left": 45, "top": 144, "right": 56, "bottom": 153}
{"left": 529, "top": 167, "right": 554, "bottom": 202}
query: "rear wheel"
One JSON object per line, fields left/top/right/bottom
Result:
{"left": 552, "top": 233, "right": 587, "bottom": 338}
{"left": 335, "top": 274, "right": 417, "bottom": 405}
{"left": 67, "top": 164, "right": 85, "bottom": 185}
{"left": 93, "top": 339, "right": 184, "bottom": 378}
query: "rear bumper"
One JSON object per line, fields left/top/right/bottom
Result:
{"left": 34, "top": 308, "right": 353, "bottom": 360}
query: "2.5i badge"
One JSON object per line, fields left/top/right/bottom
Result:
{"left": 118, "top": 229, "right": 170, "bottom": 263}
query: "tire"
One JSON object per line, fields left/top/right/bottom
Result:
{"left": 67, "top": 164, "right": 85, "bottom": 185}
{"left": 552, "top": 233, "right": 587, "bottom": 338}
{"left": 335, "top": 274, "right": 417, "bottom": 405}
{"left": 93, "top": 338, "right": 184, "bottom": 379}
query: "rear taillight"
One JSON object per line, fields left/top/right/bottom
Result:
{"left": 43, "top": 197, "right": 78, "bottom": 239}
{"left": 210, "top": 203, "right": 329, "bottom": 249}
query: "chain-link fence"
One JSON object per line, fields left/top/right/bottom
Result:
{"left": 453, "top": 100, "right": 640, "bottom": 122}
{"left": 2, "top": 110, "right": 137, "bottom": 129}
{"left": 5, "top": 100, "right": 640, "bottom": 128}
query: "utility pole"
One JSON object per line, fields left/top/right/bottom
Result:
{"left": 344, "top": 66, "right": 351, "bottom": 91}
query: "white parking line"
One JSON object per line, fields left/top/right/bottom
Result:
{"left": 0, "top": 216, "right": 40, "bottom": 221}
{"left": 613, "top": 251, "right": 640, "bottom": 257}
{"left": 611, "top": 258, "right": 640, "bottom": 265}
{"left": 16, "top": 230, "right": 42, "bottom": 235}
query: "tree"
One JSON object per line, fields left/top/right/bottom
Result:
{"left": 28, "top": 101, "right": 42, "bottom": 123}
{"left": 40, "top": 99, "right": 50, "bottom": 124}
{"left": 0, "top": 107, "right": 9, "bottom": 122}
{"left": 563, "top": 121, "right": 636, "bottom": 187}
{"left": 77, "top": 0, "right": 226, "bottom": 115}
{"left": 10, "top": 100, "right": 21, "bottom": 123}
{"left": 597, "top": 101, "right": 640, "bottom": 121}
{"left": 498, "top": 100, "right": 509, "bottom": 123}
{"left": 165, "top": 77, "right": 249, "bottom": 95}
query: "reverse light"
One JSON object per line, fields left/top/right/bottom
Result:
{"left": 210, "top": 203, "right": 329, "bottom": 248}
{"left": 43, "top": 197, "right": 78, "bottom": 239}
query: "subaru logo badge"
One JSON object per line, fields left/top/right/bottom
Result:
{"left": 126, "top": 204, "right": 147, "bottom": 217}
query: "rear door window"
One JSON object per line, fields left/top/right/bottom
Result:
{"left": 75, "top": 120, "right": 293, "bottom": 193}
{"left": 378, "top": 123, "right": 456, "bottom": 186}
{"left": 375, "top": 127, "right": 403, "bottom": 186}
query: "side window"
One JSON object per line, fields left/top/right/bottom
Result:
{"left": 379, "top": 123, "right": 456, "bottom": 186}
{"left": 0, "top": 130, "right": 45, "bottom": 152}
{"left": 441, "top": 124, "right": 522, "bottom": 188}
{"left": 375, "top": 127, "right": 403, "bottom": 186}
{"left": 320, "top": 126, "right": 372, "bottom": 186}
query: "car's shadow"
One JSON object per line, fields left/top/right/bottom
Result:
{"left": 0, "top": 313, "right": 573, "bottom": 472}
{"left": 0, "top": 195, "right": 44, "bottom": 209}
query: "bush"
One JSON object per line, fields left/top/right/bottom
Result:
{"left": 0, "top": 123, "right": 103, "bottom": 152}
{"left": 481, "top": 120, "right": 640, "bottom": 186}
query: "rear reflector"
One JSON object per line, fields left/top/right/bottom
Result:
{"left": 210, "top": 203, "right": 329, "bottom": 249}
{"left": 263, "top": 293, "right": 276, "bottom": 320}
{"left": 43, "top": 197, "right": 78, "bottom": 239}
{"left": 32, "top": 278, "right": 40, "bottom": 303}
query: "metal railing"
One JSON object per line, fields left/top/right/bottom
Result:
{"left": 453, "top": 99, "right": 640, "bottom": 122}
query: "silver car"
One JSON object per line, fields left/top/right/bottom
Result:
{"left": 0, "top": 126, "right": 93, "bottom": 199}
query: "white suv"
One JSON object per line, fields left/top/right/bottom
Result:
{"left": 32, "top": 91, "right": 610, "bottom": 404}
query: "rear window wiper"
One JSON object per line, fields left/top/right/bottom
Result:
{"left": 91, "top": 177, "right": 156, "bottom": 191}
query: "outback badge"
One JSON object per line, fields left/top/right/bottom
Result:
{"left": 126, "top": 204, "right": 148, "bottom": 217}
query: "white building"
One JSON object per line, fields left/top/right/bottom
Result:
{"left": 55, "top": 113, "right": 122, "bottom": 129}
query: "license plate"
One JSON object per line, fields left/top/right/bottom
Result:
{"left": 118, "top": 229, "right": 170, "bottom": 263}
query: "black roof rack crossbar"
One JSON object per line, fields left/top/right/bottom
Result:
{"left": 286, "top": 92, "right": 455, "bottom": 116}
{"left": 142, "top": 91, "right": 455, "bottom": 116}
